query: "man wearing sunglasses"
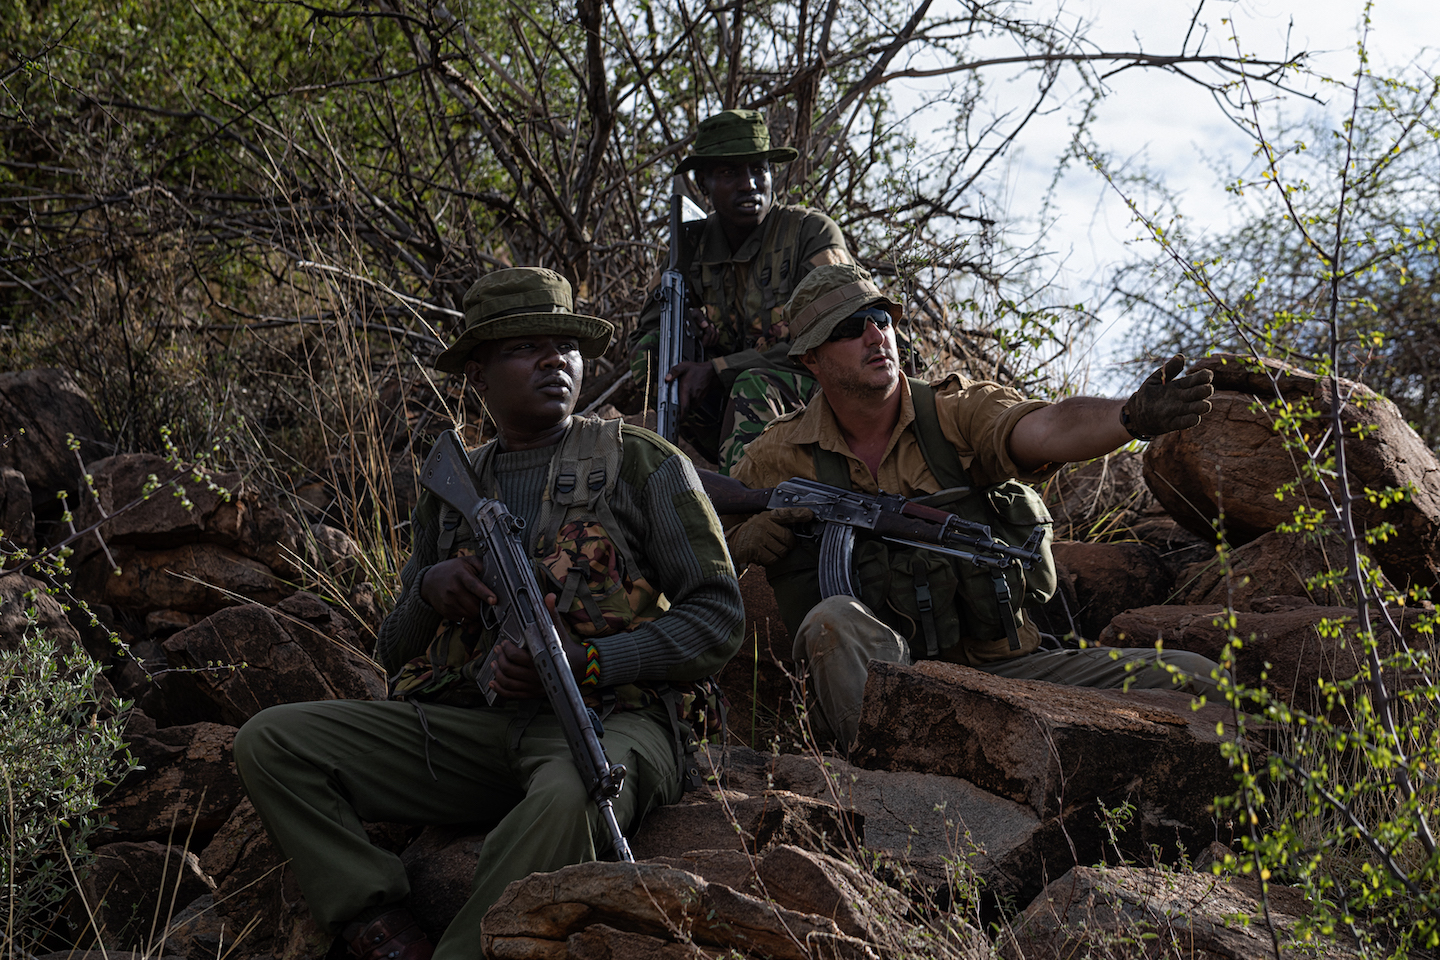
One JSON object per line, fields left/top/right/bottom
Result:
{"left": 631, "top": 109, "right": 853, "bottom": 473}
{"left": 728, "top": 263, "right": 1224, "bottom": 747}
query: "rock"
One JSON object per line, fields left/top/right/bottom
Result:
{"left": 310, "top": 522, "right": 363, "bottom": 587}
{"left": 74, "top": 840, "right": 214, "bottom": 950}
{"left": 480, "top": 860, "right": 874, "bottom": 960}
{"left": 1127, "top": 515, "right": 1212, "bottom": 571}
{"left": 161, "top": 894, "right": 232, "bottom": 959}
{"left": 196, "top": 799, "right": 329, "bottom": 958}
{"left": 144, "top": 608, "right": 199, "bottom": 638}
{"left": 72, "top": 453, "right": 305, "bottom": 573}
{"left": 69, "top": 454, "right": 310, "bottom": 624}
{"left": 632, "top": 790, "right": 863, "bottom": 860}
{"left": 0, "top": 368, "right": 111, "bottom": 513}
{"left": 0, "top": 465, "right": 36, "bottom": 551}
{"left": 75, "top": 542, "right": 291, "bottom": 617}
{"left": 559, "top": 924, "right": 710, "bottom": 959}
{"left": 401, "top": 824, "right": 490, "bottom": 942}
{"left": 1176, "top": 529, "right": 1365, "bottom": 608}
{"left": 0, "top": 571, "right": 82, "bottom": 654}
{"left": 155, "top": 593, "right": 385, "bottom": 726}
{"left": 1005, "top": 865, "right": 1361, "bottom": 959}
{"left": 1100, "top": 603, "right": 1430, "bottom": 712}
{"left": 718, "top": 565, "right": 798, "bottom": 748}
{"left": 852, "top": 661, "right": 1243, "bottom": 859}
{"left": 1050, "top": 541, "right": 1176, "bottom": 642}
{"left": 678, "top": 746, "right": 1057, "bottom": 911}
{"left": 100, "top": 710, "right": 244, "bottom": 841}
{"left": 1143, "top": 354, "right": 1440, "bottom": 591}
{"left": 658, "top": 844, "right": 984, "bottom": 954}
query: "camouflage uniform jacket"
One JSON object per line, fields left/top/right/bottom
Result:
{"left": 635, "top": 204, "right": 851, "bottom": 389}
{"left": 378, "top": 418, "right": 744, "bottom": 695}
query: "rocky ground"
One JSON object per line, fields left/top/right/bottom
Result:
{"left": 3, "top": 355, "right": 1436, "bottom": 959}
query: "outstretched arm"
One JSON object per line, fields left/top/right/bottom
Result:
{"left": 1008, "top": 355, "right": 1215, "bottom": 472}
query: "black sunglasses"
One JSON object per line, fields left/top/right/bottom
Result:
{"left": 827, "top": 307, "right": 894, "bottom": 342}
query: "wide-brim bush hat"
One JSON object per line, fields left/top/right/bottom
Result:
{"left": 435, "top": 267, "right": 614, "bottom": 373}
{"left": 676, "top": 109, "right": 800, "bottom": 175}
{"left": 785, "top": 263, "right": 903, "bottom": 357}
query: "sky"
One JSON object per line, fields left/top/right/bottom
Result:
{"left": 944, "top": 0, "right": 1439, "bottom": 391}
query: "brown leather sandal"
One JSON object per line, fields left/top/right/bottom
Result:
{"left": 345, "top": 908, "right": 436, "bottom": 960}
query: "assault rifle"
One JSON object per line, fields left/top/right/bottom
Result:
{"left": 700, "top": 470, "right": 1045, "bottom": 650}
{"left": 655, "top": 176, "right": 707, "bottom": 443}
{"left": 420, "top": 430, "right": 634, "bottom": 862}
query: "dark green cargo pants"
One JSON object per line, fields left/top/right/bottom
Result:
{"left": 232, "top": 699, "right": 679, "bottom": 959}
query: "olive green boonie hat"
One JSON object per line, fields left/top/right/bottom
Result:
{"left": 434, "top": 267, "right": 614, "bottom": 373}
{"left": 785, "top": 263, "right": 903, "bottom": 356}
{"left": 676, "top": 109, "right": 800, "bottom": 175}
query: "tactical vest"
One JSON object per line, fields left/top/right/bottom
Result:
{"left": 685, "top": 206, "right": 808, "bottom": 355}
{"left": 766, "top": 379, "right": 1058, "bottom": 667}
{"left": 388, "top": 417, "right": 725, "bottom": 788}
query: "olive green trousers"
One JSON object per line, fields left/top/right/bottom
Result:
{"left": 793, "top": 595, "right": 1228, "bottom": 746}
{"left": 232, "top": 699, "right": 679, "bottom": 959}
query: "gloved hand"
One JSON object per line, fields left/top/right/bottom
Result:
{"left": 1121, "top": 355, "right": 1215, "bottom": 440}
{"left": 727, "top": 507, "right": 814, "bottom": 567}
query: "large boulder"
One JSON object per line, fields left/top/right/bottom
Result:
{"left": 72, "top": 454, "right": 303, "bottom": 572}
{"left": 70, "top": 453, "right": 309, "bottom": 622}
{"left": 100, "top": 709, "right": 244, "bottom": 841}
{"left": 1143, "top": 355, "right": 1440, "bottom": 591}
{"left": 1005, "top": 865, "right": 1361, "bottom": 959}
{"left": 196, "top": 799, "right": 330, "bottom": 959}
{"left": 73, "top": 841, "right": 214, "bottom": 951}
{"left": 652, "top": 844, "right": 949, "bottom": 948}
{"left": 480, "top": 860, "right": 876, "bottom": 960}
{"left": 155, "top": 592, "right": 385, "bottom": 726}
{"left": 0, "top": 465, "right": 35, "bottom": 551}
{"left": 0, "top": 571, "right": 82, "bottom": 653}
{"left": 1176, "top": 529, "right": 1366, "bottom": 609}
{"left": 852, "top": 661, "right": 1243, "bottom": 859}
{"left": 0, "top": 369, "right": 111, "bottom": 514}
{"left": 1100, "top": 602, "right": 1430, "bottom": 712}
{"left": 633, "top": 789, "right": 863, "bottom": 860}
{"left": 77, "top": 542, "right": 291, "bottom": 617}
{"left": 1050, "top": 541, "right": 1176, "bottom": 642}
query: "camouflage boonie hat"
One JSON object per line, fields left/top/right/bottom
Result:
{"left": 676, "top": 109, "right": 800, "bottom": 175}
{"left": 435, "top": 267, "right": 614, "bottom": 373}
{"left": 785, "top": 263, "right": 903, "bottom": 356}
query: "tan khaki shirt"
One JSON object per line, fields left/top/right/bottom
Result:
{"left": 731, "top": 375, "right": 1057, "bottom": 495}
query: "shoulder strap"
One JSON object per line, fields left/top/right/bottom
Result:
{"left": 810, "top": 443, "right": 852, "bottom": 489}
{"left": 908, "top": 377, "right": 972, "bottom": 491}
{"left": 762, "top": 206, "right": 805, "bottom": 297}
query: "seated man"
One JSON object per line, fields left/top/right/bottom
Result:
{"left": 234, "top": 267, "right": 744, "bottom": 960}
{"left": 632, "top": 108, "right": 853, "bottom": 472}
{"left": 729, "top": 263, "right": 1224, "bottom": 746}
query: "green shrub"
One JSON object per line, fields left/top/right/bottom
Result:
{"left": 1, "top": 619, "right": 133, "bottom": 957}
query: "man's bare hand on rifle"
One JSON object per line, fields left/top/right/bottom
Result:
{"left": 421, "top": 555, "right": 497, "bottom": 621}
{"left": 486, "top": 594, "right": 588, "bottom": 701}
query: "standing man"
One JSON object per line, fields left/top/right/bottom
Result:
{"left": 234, "top": 268, "right": 744, "bottom": 959}
{"left": 633, "top": 108, "right": 854, "bottom": 473}
{"left": 729, "top": 264, "right": 1225, "bottom": 746}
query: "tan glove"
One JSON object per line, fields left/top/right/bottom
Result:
{"left": 1121, "top": 354, "right": 1215, "bottom": 440}
{"left": 728, "top": 507, "right": 814, "bottom": 567}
